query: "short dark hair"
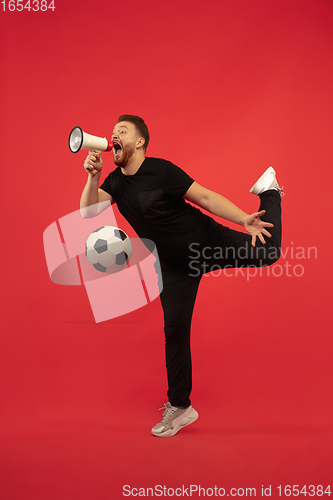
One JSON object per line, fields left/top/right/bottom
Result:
{"left": 118, "top": 114, "right": 150, "bottom": 151}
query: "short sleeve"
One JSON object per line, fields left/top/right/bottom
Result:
{"left": 165, "top": 162, "right": 194, "bottom": 198}
{"left": 99, "top": 172, "right": 113, "bottom": 197}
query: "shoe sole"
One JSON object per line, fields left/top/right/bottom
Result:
{"left": 249, "top": 166, "right": 275, "bottom": 194}
{"left": 151, "top": 408, "right": 199, "bottom": 437}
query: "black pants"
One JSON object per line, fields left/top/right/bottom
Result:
{"left": 158, "top": 190, "right": 282, "bottom": 408}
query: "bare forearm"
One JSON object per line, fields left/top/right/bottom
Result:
{"left": 205, "top": 191, "right": 249, "bottom": 226}
{"left": 80, "top": 174, "right": 100, "bottom": 209}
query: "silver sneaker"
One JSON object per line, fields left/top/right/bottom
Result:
{"left": 250, "top": 166, "right": 284, "bottom": 196}
{"left": 151, "top": 402, "right": 199, "bottom": 437}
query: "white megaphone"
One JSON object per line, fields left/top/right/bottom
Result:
{"left": 68, "top": 126, "right": 113, "bottom": 153}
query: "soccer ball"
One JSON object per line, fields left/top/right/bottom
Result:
{"left": 85, "top": 226, "right": 132, "bottom": 273}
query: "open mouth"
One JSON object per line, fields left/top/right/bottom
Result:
{"left": 113, "top": 142, "right": 122, "bottom": 156}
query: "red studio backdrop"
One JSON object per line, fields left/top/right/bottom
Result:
{"left": 0, "top": 0, "right": 332, "bottom": 498}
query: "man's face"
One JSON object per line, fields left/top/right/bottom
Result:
{"left": 111, "top": 121, "right": 142, "bottom": 167}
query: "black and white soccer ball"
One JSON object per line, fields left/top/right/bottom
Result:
{"left": 85, "top": 226, "right": 132, "bottom": 273}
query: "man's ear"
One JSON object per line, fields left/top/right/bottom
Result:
{"left": 136, "top": 137, "right": 145, "bottom": 149}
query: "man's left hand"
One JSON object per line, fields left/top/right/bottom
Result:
{"left": 243, "top": 210, "right": 274, "bottom": 247}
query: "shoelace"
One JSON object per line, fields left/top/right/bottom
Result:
{"left": 159, "top": 403, "right": 178, "bottom": 423}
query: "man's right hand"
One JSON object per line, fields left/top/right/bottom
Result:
{"left": 84, "top": 150, "right": 103, "bottom": 177}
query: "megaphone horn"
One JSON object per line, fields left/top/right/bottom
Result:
{"left": 68, "top": 126, "right": 113, "bottom": 153}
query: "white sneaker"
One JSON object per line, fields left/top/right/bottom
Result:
{"left": 151, "top": 402, "right": 199, "bottom": 437}
{"left": 250, "top": 166, "right": 284, "bottom": 196}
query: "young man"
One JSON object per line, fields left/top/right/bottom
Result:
{"left": 80, "top": 115, "right": 283, "bottom": 437}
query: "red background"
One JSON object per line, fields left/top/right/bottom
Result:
{"left": 0, "top": 0, "right": 332, "bottom": 498}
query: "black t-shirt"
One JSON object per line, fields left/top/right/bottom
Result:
{"left": 99, "top": 157, "right": 219, "bottom": 264}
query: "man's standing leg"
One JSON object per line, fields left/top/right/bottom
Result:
{"left": 151, "top": 263, "right": 201, "bottom": 437}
